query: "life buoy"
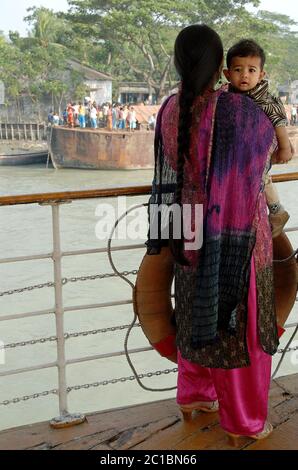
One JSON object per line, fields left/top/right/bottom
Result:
{"left": 133, "top": 247, "right": 176, "bottom": 363}
{"left": 133, "top": 233, "right": 297, "bottom": 363}
{"left": 273, "top": 232, "right": 298, "bottom": 331}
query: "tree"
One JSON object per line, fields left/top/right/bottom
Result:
{"left": 6, "top": 8, "right": 85, "bottom": 118}
{"left": 219, "top": 9, "right": 298, "bottom": 91}
{"left": 253, "top": 11, "right": 298, "bottom": 90}
{"left": 1, "top": 1, "right": 297, "bottom": 117}
{"left": 24, "top": 6, "right": 72, "bottom": 48}
{"left": 65, "top": 0, "right": 262, "bottom": 101}
{"left": 0, "top": 36, "right": 25, "bottom": 120}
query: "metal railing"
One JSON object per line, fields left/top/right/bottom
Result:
{"left": 0, "top": 176, "right": 297, "bottom": 428}
{"left": 0, "top": 185, "right": 178, "bottom": 427}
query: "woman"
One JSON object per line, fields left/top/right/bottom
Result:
{"left": 107, "top": 105, "right": 113, "bottom": 131}
{"left": 146, "top": 25, "right": 278, "bottom": 444}
{"left": 67, "top": 103, "right": 75, "bottom": 128}
{"left": 127, "top": 106, "right": 137, "bottom": 131}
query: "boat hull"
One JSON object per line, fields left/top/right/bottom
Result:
{"left": 49, "top": 127, "right": 155, "bottom": 170}
{"left": 0, "top": 152, "right": 48, "bottom": 166}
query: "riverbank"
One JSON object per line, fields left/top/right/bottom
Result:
{"left": 0, "top": 140, "right": 48, "bottom": 155}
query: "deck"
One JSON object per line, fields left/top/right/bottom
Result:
{"left": 0, "top": 373, "right": 297, "bottom": 450}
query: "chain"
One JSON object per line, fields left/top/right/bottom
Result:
{"left": 3, "top": 324, "right": 141, "bottom": 349}
{"left": 277, "top": 344, "right": 298, "bottom": 354}
{"left": 0, "top": 270, "right": 138, "bottom": 297}
{"left": 63, "top": 270, "right": 138, "bottom": 285}
{"left": 67, "top": 368, "right": 178, "bottom": 392}
{"left": 1, "top": 342, "right": 297, "bottom": 405}
{"left": 64, "top": 323, "right": 141, "bottom": 340}
{"left": 4, "top": 335, "right": 57, "bottom": 349}
{"left": 0, "top": 389, "right": 58, "bottom": 406}
{"left": 0, "top": 281, "right": 54, "bottom": 297}
{"left": 2, "top": 327, "right": 297, "bottom": 353}
{"left": 0, "top": 368, "right": 177, "bottom": 406}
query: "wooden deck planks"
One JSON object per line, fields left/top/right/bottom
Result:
{"left": 0, "top": 374, "right": 297, "bottom": 450}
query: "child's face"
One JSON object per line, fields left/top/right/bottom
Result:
{"left": 223, "top": 55, "right": 265, "bottom": 92}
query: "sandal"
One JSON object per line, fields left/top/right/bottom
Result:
{"left": 179, "top": 400, "right": 219, "bottom": 420}
{"left": 227, "top": 421, "right": 273, "bottom": 447}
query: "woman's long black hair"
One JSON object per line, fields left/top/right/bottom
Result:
{"left": 171, "top": 24, "right": 223, "bottom": 265}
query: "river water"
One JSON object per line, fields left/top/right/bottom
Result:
{"left": 0, "top": 162, "right": 297, "bottom": 431}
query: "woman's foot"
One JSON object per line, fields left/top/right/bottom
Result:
{"left": 179, "top": 400, "right": 219, "bottom": 420}
{"left": 227, "top": 421, "right": 273, "bottom": 447}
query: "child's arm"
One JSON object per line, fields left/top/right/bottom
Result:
{"left": 272, "top": 126, "right": 293, "bottom": 164}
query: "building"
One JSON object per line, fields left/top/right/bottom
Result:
{"left": 67, "top": 59, "right": 112, "bottom": 105}
{"left": 118, "top": 82, "right": 157, "bottom": 105}
{"left": 278, "top": 80, "right": 298, "bottom": 104}
{"left": 0, "top": 60, "right": 113, "bottom": 123}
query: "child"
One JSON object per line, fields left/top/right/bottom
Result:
{"left": 224, "top": 39, "right": 293, "bottom": 238}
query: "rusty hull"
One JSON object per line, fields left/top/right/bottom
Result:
{"left": 49, "top": 126, "right": 298, "bottom": 171}
{"left": 49, "top": 127, "right": 154, "bottom": 170}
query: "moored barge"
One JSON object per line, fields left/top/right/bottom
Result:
{"left": 49, "top": 127, "right": 155, "bottom": 170}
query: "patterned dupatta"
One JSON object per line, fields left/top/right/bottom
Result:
{"left": 149, "top": 89, "right": 275, "bottom": 349}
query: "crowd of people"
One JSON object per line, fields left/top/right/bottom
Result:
{"left": 48, "top": 98, "right": 157, "bottom": 131}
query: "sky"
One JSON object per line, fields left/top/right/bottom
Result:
{"left": 0, "top": 0, "right": 297, "bottom": 36}
{"left": 0, "top": 0, "right": 69, "bottom": 36}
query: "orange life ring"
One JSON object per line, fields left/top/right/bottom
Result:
{"left": 273, "top": 232, "right": 298, "bottom": 331}
{"left": 133, "top": 247, "right": 176, "bottom": 363}
{"left": 133, "top": 233, "right": 297, "bottom": 363}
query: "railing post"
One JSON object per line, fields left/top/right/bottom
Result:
{"left": 49, "top": 201, "right": 86, "bottom": 429}
{"left": 51, "top": 202, "right": 68, "bottom": 415}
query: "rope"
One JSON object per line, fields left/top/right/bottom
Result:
{"left": 107, "top": 203, "right": 177, "bottom": 392}
{"left": 273, "top": 248, "right": 298, "bottom": 263}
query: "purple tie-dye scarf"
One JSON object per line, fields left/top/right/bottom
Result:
{"left": 189, "top": 91, "right": 275, "bottom": 347}
{"left": 148, "top": 89, "right": 275, "bottom": 348}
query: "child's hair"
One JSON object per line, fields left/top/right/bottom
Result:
{"left": 226, "top": 39, "right": 266, "bottom": 69}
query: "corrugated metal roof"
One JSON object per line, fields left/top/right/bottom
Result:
{"left": 133, "top": 105, "right": 160, "bottom": 124}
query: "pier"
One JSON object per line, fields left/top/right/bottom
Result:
{"left": 0, "top": 123, "right": 47, "bottom": 142}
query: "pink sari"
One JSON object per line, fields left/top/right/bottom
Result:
{"left": 177, "top": 257, "right": 272, "bottom": 435}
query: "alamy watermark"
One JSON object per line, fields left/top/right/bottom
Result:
{"left": 95, "top": 197, "right": 203, "bottom": 250}
{"left": 148, "top": 202, "right": 203, "bottom": 250}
